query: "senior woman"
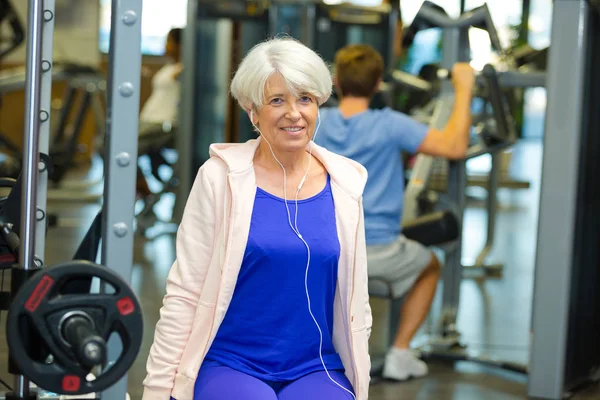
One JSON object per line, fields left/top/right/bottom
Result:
{"left": 142, "top": 37, "right": 372, "bottom": 400}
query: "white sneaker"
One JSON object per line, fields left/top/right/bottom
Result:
{"left": 382, "top": 347, "right": 429, "bottom": 381}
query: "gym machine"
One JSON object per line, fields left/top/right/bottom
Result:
{"left": 0, "top": 1, "right": 144, "bottom": 399}
{"left": 0, "top": 0, "right": 25, "bottom": 178}
{"left": 369, "top": 1, "right": 547, "bottom": 376}
{"left": 0, "top": 0, "right": 106, "bottom": 196}
{"left": 529, "top": 0, "right": 600, "bottom": 398}
{"left": 314, "top": 0, "right": 398, "bottom": 109}
{"left": 399, "top": 1, "right": 545, "bottom": 275}
{"left": 0, "top": 0, "right": 23, "bottom": 61}
{"left": 313, "top": 1, "right": 397, "bottom": 68}
{"left": 0, "top": 63, "right": 106, "bottom": 189}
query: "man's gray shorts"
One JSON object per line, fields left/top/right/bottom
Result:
{"left": 367, "top": 234, "right": 433, "bottom": 298}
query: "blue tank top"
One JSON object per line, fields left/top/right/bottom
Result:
{"left": 204, "top": 175, "right": 345, "bottom": 382}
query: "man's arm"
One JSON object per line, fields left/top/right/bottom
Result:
{"left": 417, "top": 63, "right": 475, "bottom": 160}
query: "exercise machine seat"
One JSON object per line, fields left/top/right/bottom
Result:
{"left": 402, "top": 210, "right": 459, "bottom": 246}
{"left": 369, "top": 279, "right": 397, "bottom": 298}
{"left": 368, "top": 210, "right": 458, "bottom": 299}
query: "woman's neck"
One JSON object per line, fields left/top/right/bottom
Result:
{"left": 255, "top": 140, "right": 310, "bottom": 174}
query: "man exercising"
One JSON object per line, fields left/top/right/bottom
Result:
{"left": 315, "top": 44, "right": 474, "bottom": 381}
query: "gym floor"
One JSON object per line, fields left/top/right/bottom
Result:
{"left": 0, "top": 139, "right": 599, "bottom": 400}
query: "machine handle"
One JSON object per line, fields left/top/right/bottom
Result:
{"left": 481, "top": 64, "right": 513, "bottom": 143}
{"left": 437, "top": 64, "right": 515, "bottom": 145}
{"left": 402, "top": 1, "right": 449, "bottom": 48}
{"left": 401, "top": 1, "right": 504, "bottom": 56}
{"left": 466, "top": 4, "right": 504, "bottom": 53}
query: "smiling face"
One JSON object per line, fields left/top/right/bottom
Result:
{"left": 251, "top": 73, "right": 319, "bottom": 153}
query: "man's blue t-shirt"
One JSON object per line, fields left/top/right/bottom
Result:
{"left": 315, "top": 107, "right": 429, "bottom": 245}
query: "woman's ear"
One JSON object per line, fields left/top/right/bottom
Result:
{"left": 247, "top": 108, "right": 258, "bottom": 125}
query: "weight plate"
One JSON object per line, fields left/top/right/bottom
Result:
{"left": 6, "top": 260, "right": 143, "bottom": 395}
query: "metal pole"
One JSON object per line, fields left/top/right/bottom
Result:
{"left": 520, "top": 0, "right": 531, "bottom": 43}
{"left": 528, "top": 0, "right": 590, "bottom": 398}
{"left": 20, "top": 0, "right": 43, "bottom": 272}
{"left": 473, "top": 152, "right": 499, "bottom": 266}
{"left": 174, "top": 0, "right": 199, "bottom": 222}
{"left": 35, "top": 0, "right": 56, "bottom": 304}
{"left": 304, "top": 3, "right": 316, "bottom": 48}
{"left": 387, "top": 1, "right": 399, "bottom": 71}
{"left": 16, "top": 0, "right": 44, "bottom": 396}
{"left": 101, "top": 0, "right": 143, "bottom": 398}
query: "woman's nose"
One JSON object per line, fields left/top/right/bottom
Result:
{"left": 285, "top": 105, "right": 301, "bottom": 120}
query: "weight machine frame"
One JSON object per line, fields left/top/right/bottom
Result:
{"left": 529, "top": 0, "right": 600, "bottom": 398}
{"left": 398, "top": 1, "right": 544, "bottom": 375}
{"left": 0, "top": 0, "right": 142, "bottom": 400}
{"left": 0, "top": 64, "right": 106, "bottom": 192}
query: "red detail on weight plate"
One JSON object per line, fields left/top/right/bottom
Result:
{"left": 0, "top": 254, "right": 16, "bottom": 262}
{"left": 62, "top": 375, "right": 80, "bottom": 392}
{"left": 117, "top": 296, "right": 135, "bottom": 316}
{"left": 25, "top": 275, "right": 54, "bottom": 312}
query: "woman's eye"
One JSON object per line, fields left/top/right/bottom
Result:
{"left": 270, "top": 98, "right": 283, "bottom": 104}
{"left": 300, "top": 96, "right": 313, "bottom": 103}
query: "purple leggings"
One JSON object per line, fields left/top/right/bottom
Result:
{"left": 172, "top": 363, "right": 355, "bottom": 400}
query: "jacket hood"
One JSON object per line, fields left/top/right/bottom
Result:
{"left": 209, "top": 138, "right": 367, "bottom": 200}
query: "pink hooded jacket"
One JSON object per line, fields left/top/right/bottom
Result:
{"left": 142, "top": 138, "right": 372, "bottom": 400}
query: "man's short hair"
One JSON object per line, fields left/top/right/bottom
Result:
{"left": 334, "top": 44, "right": 384, "bottom": 98}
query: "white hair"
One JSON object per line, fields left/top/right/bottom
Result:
{"left": 230, "top": 37, "right": 332, "bottom": 110}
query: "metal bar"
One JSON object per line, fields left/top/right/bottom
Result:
{"left": 481, "top": 64, "right": 514, "bottom": 141}
{"left": 20, "top": 0, "right": 43, "bottom": 272}
{"left": 0, "top": 68, "right": 101, "bottom": 94}
{"left": 52, "top": 85, "right": 76, "bottom": 144}
{"left": 304, "top": 3, "right": 316, "bottom": 48}
{"left": 520, "top": 0, "right": 531, "bottom": 43}
{"left": 473, "top": 152, "right": 500, "bottom": 267}
{"left": 174, "top": 0, "right": 199, "bottom": 222}
{"left": 465, "top": 141, "right": 513, "bottom": 159}
{"left": 438, "top": 69, "right": 547, "bottom": 89}
{"left": 269, "top": 3, "right": 279, "bottom": 34}
{"left": 386, "top": 2, "right": 399, "bottom": 71}
{"left": 390, "top": 69, "right": 433, "bottom": 92}
{"left": 493, "top": 71, "right": 546, "bottom": 88}
{"left": 436, "top": 22, "right": 470, "bottom": 338}
{"left": 100, "top": 0, "right": 144, "bottom": 398}
{"left": 528, "top": 0, "right": 590, "bottom": 398}
{"left": 66, "top": 90, "right": 93, "bottom": 158}
{"left": 35, "top": 0, "right": 56, "bottom": 343}
{"left": 16, "top": 0, "right": 45, "bottom": 396}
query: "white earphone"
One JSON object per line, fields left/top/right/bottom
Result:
{"left": 250, "top": 107, "right": 355, "bottom": 399}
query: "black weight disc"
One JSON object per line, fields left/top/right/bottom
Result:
{"left": 6, "top": 260, "right": 143, "bottom": 395}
